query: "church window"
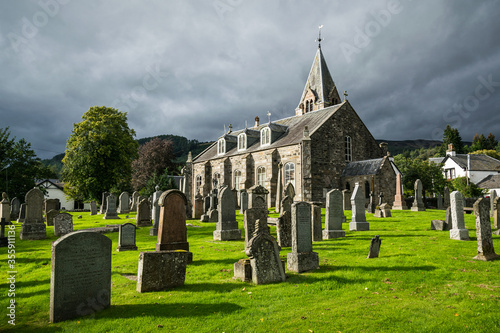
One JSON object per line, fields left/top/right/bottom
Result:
{"left": 309, "top": 100, "right": 313, "bottom": 112}
{"left": 305, "top": 100, "right": 310, "bottom": 113}
{"left": 196, "top": 175, "right": 202, "bottom": 192}
{"left": 345, "top": 136, "right": 352, "bottom": 162}
{"left": 261, "top": 127, "right": 271, "bottom": 146}
{"left": 213, "top": 173, "right": 221, "bottom": 188}
{"left": 284, "top": 162, "right": 295, "bottom": 186}
{"left": 345, "top": 182, "right": 350, "bottom": 191}
{"left": 237, "top": 133, "right": 246, "bottom": 151}
{"left": 234, "top": 170, "right": 242, "bottom": 190}
{"left": 217, "top": 138, "right": 225, "bottom": 155}
{"left": 257, "top": 167, "right": 266, "bottom": 187}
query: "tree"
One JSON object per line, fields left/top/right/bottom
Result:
{"left": 132, "top": 137, "right": 177, "bottom": 191}
{"left": 62, "top": 106, "right": 138, "bottom": 202}
{"left": 439, "top": 125, "right": 465, "bottom": 156}
{"left": 469, "top": 149, "right": 500, "bottom": 160}
{"left": 140, "top": 168, "right": 177, "bottom": 197}
{"left": 393, "top": 155, "right": 446, "bottom": 197}
{"left": 447, "top": 177, "right": 485, "bottom": 198}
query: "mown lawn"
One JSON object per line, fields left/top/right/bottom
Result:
{"left": 1, "top": 208, "right": 499, "bottom": 332}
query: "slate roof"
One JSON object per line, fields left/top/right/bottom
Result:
{"left": 193, "top": 102, "right": 345, "bottom": 163}
{"left": 341, "top": 158, "right": 385, "bottom": 177}
{"left": 36, "top": 179, "right": 65, "bottom": 190}
{"left": 476, "top": 174, "right": 500, "bottom": 189}
{"left": 442, "top": 154, "right": 500, "bottom": 171}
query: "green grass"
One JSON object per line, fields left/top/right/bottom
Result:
{"left": 1, "top": 208, "right": 500, "bottom": 332}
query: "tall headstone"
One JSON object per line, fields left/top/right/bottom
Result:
{"left": 239, "top": 189, "right": 248, "bottom": 215}
{"left": 392, "top": 173, "right": 407, "bottom": 210}
{"left": 473, "top": 198, "right": 499, "bottom": 261}
{"left": 494, "top": 196, "right": 500, "bottom": 230}
{"left": 449, "top": 191, "right": 469, "bottom": 241}
{"left": 245, "top": 220, "right": 286, "bottom": 284}
{"left": 490, "top": 190, "right": 497, "bottom": 218}
{"left": 136, "top": 198, "right": 152, "bottom": 227}
{"left": 287, "top": 201, "right": 319, "bottom": 273}
{"left": 437, "top": 193, "right": 443, "bottom": 210}
{"left": 206, "top": 189, "right": 219, "bottom": 222}
{"left": 103, "top": 193, "right": 119, "bottom": 219}
{"left": 45, "top": 199, "right": 60, "bottom": 215}
{"left": 214, "top": 186, "right": 241, "bottom": 241}
{"left": 248, "top": 185, "right": 269, "bottom": 210}
{"left": 193, "top": 192, "right": 203, "bottom": 219}
{"left": 90, "top": 201, "right": 97, "bottom": 215}
{"left": 244, "top": 208, "right": 269, "bottom": 250}
{"left": 276, "top": 195, "right": 292, "bottom": 247}
{"left": 150, "top": 186, "right": 163, "bottom": 236}
{"left": 46, "top": 209, "right": 60, "bottom": 226}
{"left": 411, "top": 179, "right": 426, "bottom": 212}
{"left": 156, "top": 190, "right": 192, "bottom": 262}
{"left": 275, "top": 163, "right": 283, "bottom": 213}
{"left": 311, "top": 204, "right": 322, "bottom": 242}
{"left": 10, "top": 197, "right": 20, "bottom": 220}
{"left": 17, "top": 203, "right": 26, "bottom": 223}
{"left": 20, "top": 187, "right": 46, "bottom": 240}
{"left": 54, "top": 213, "right": 73, "bottom": 237}
{"left": 117, "top": 223, "right": 138, "bottom": 251}
{"left": 367, "top": 235, "right": 382, "bottom": 258}
{"left": 50, "top": 231, "right": 111, "bottom": 323}
{"left": 443, "top": 186, "right": 450, "bottom": 209}
{"left": 118, "top": 192, "right": 130, "bottom": 214}
{"left": 130, "top": 191, "right": 140, "bottom": 212}
{"left": 349, "top": 183, "right": 369, "bottom": 231}
{"left": 99, "top": 191, "right": 110, "bottom": 214}
{"left": 0, "top": 193, "right": 10, "bottom": 222}
{"left": 323, "top": 189, "right": 345, "bottom": 239}
{"left": 342, "top": 189, "right": 352, "bottom": 211}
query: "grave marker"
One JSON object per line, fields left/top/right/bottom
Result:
{"left": 118, "top": 192, "right": 130, "bottom": 214}
{"left": 136, "top": 199, "right": 152, "bottom": 227}
{"left": 393, "top": 173, "right": 407, "bottom": 210}
{"left": 449, "top": 191, "right": 469, "bottom": 241}
{"left": 367, "top": 235, "right": 381, "bottom": 258}
{"left": 472, "top": 198, "right": 499, "bottom": 261}
{"left": 117, "top": 223, "right": 138, "bottom": 251}
{"left": 411, "top": 179, "right": 426, "bottom": 211}
{"left": 103, "top": 194, "right": 119, "bottom": 219}
{"left": 54, "top": 213, "right": 73, "bottom": 237}
{"left": 349, "top": 183, "right": 369, "bottom": 231}
{"left": 20, "top": 187, "right": 46, "bottom": 240}
{"left": 323, "top": 189, "right": 345, "bottom": 239}
{"left": 214, "top": 186, "right": 241, "bottom": 241}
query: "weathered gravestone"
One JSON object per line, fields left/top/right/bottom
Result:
{"left": 245, "top": 219, "right": 286, "bottom": 284}
{"left": 117, "top": 223, "right": 137, "bottom": 251}
{"left": 239, "top": 189, "right": 248, "bottom": 215}
{"left": 150, "top": 186, "right": 163, "bottom": 236}
{"left": 46, "top": 209, "right": 59, "bottom": 226}
{"left": 20, "top": 187, "right": 46, "bottom": 240}
{"left": 136, "top": 199, "right": 152, "bottom": 227}
{"left": 248, "top": 185, "right": 268, "bottom": 210}
{"left": 366, "top": 192, "right": 375, "bottom": 214}
{"left": 193, "top": 192, "right": 204, "bottom": 219}
{"left": 118, "top": 192, "right": 130, "bottom": 214}
{"left": 130, "top": 191, "right": 140, "bottom": 212}
{"left": 473, "top": 198, "right": 499, "bottom": 261}
{"left": 349, "top": 183, "right": 369, "bottom": 231}
{"left": 199, "top": 195, "right": 211, "bottom": 222}
{"left": 10, "top": 197, "right": 20, "bottom": 220}
{"left": 494, "top": 196, "right": 500, "bottom": 230}
{"left": 449, "top": 191, "right": 469, "bottom": 241}
{"left": 276, "top": 196, "right": 293, "bottom": 247}
{"left": 431, "top": 206, "right": 451, "bottom": 230}
{"left": 323, "top": 189, "right": 345, "bottom": 239}
{"left": 206, "top": 190, "right": 219, "bottom": 222}
{"left": 54, "top": 213, "right": 73, "bottom": 237}
{"left": 393, "top": 173, "right": 408, "bottom": 210}
{"left": 156, "top": 190, "right": 192, "bottom": 262}
{"left": 490, "top": 190, "right": 497, "bottom": 218}
{"left": 443, "top": 186, "right": 450, "bottom": 209}
{"left": 342, "top": 189, "right": 352, "bottom": 211}
{"left": 136, "top": 250, "right": 189, "bottom": 293}
{"left": 0, "top": 193, "right": 10, "bottom": 222}
{"left": 244, "top": 207, "right": 269, "bottom": 250}
{"left": 287, "top": 201, "right": 319, "bottom": 273}
{"left": 437, "top": 193, "right": 443, "bottom": 210}
{"left": 99, "top": 192, "right": 110, "bottom": 214}
{"left": 17, "top": 203, "right": 26, "bottom": 223}
{"left": 411, "top": 179, "right": 426, "bottom": 211}
{"left": 311, "top": 203, "right": 322, "bottom": 242}
{"left": 283, "top": 182, "right": 295, "bottom": 203}
{"left": 380, "top": 203, "right": 392, "bottom": 217}
{"left": 45, "top": 199, "right": 60, "bottom": 215}
{"left": 50, "top": 231, "right": 111, "bottom": 323}
{"left": 214, "top": 186, "right": 241, "bottom": 241}
{"left": 367, "top": 235, "right": 382, "bottom": 258}
{"left": 89, "top": 201, "right": 97, "bottom": 216}
{"left": 103, "top": 194, "right": 119, "bottom": 219}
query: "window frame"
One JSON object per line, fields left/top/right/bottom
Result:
{"left": 257, "top": 166, "right": 266, "bottom": 187}
{"left": 284, "top": 162, "right": 295, "bottom": 187}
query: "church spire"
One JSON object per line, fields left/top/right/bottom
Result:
{"left": 296, "top": 28, "right": 341, "bottom": 116}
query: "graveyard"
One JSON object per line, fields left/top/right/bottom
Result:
{"left": 1, "top": 205, "right": 499, "bottom": 332}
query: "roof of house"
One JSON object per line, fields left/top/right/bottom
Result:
{"left": 442, "top": 154, "right": 500, "bottom": 171}
{"left": 341, "top": 158, "right": 386, "bottom": 177}
{"left": 476, "top": 174, "right": 500, "bottom": 189}
{"left": 193, "top": 102, "right": 345, "bottom": 163}
{"left": 36, "top": 179, "right": 65, "bottom": 190}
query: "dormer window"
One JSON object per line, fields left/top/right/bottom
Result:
{"left": 217, "top": 138, "right": 225, "bottom": 155}
{"left": 237, "top": 133, "right": 246, "bottom": 151}
{"left": 260, "top": 127, "right": 271, "bottom": 146}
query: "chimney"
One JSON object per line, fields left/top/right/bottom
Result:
{"left": 254, "top": 116, "right": 260, "bottom": 128}
{"left": 379, "top": 142, "right": 389, "bottom": 156}
{"left": 446, "top": 144, "right": 456, "bottom": 156}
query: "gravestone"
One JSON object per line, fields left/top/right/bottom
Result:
{"left": 472, "top": 198, "right": 499, "bottom": 261}
{"left": 156, "top": 190, "right": 192, "bottom": 262}
{"left": 490, "top": 190, "right": 497, "bottom": 218}
{"left": 378, "top": 192, "right": 384, "bottom": 206}
{"left": 99, "top": 192, "right": 110, "bottom": 214}
{"left": 248, "top": 185, "right": 269, "bottom": 210}
{"left": 136, "top": 199, "right": 152, "bottom": 227}
{"left": 437, "top": 193, "right": 443, "bottom": 210}
{"left": 342, "top": 189, "right": 352, "bottom": 211}
{"left": 90, "top": 201, "right": 97, "bottom": 215}
{"left": 10, "top": 197, "right": 20, "bottom": 220}
{"left": 130, "top": 191, "right": 140, "bottom": 212}
{"left": 46, "top": 209, "right": 59, "bottom": 226}
{"left": 367, "top": 235, "right": 381, "bottom": 258}
{"left": 287, "top": 201, "right": 319, "bottom": 273}
{"left": 245, "top": 220, "right": 286, "bottom": 284}
{"left": 233, "top": 258, "right": 252, "bottom": 282}
{"left": 150, "top": 186, "right": 163, "bottom": 236}
{"left": 136, "top": 250, "right": 189, "bottom": 292}
{"left": 449, "top": 191, "right": 469, "bottom": 241}
{"left": 411, "top": 179, "right": 426, "bottom": 211}
{"left": 50, "top": 231, "right": 111, "bottom": 323}
{"left": 431, "top": 219, "right": 446, "bottom": 231}
{"left": 45, "top": 198, "right": 60, "bottom": 215}
{"left": 393, "top": 173, "right": 408, "bottom": 210}
{"left": 276, "top": 210, "right": 292, "bottom": 248}
{"left": 17, "top": 203, "right": 26, "bottom": 223}
{"left": 0, "top": 193, "right": 10, "bottom": 222}
{"left": 366, "top": 192, "right": 375, "bottom": 214}
{"left": 239, "top": 189, "right": 248, "bottom": 215}
{"left": 311, "top": 204, "right": 322, "bottom": 242}
{"left": 373, "top": 206, "right": 383, "bottom": 218}
{"left": 117, "top": 223, "right": 138, "bottom": 251}
{"left": 103, "top": 194, "right": 119, "bottom": 219}
{"left": 244, "top": 207, "right": 269, "bottom": 250}
{"left": 275, "top": 164, "right": 283, "bottom": 213}
{"left": 118, "top": 192, "right": 130, "bottom": 214}
{"left": 349, "top": 183, "right": 369, "bottom": 231}
{"left": 494, "top": 196, "right": 500, "bottom": 229}
{"left": 445, "top": 206, "right": 452, "bottom": 231}
{"left": 380, "top": 203, "right": 392, "bottom": 217}
{"left": 323, "top": 189, "right": 345, "bottom": 239}
{"left": 199, "top": 195, "right": 211, "bottom": 222}
{"left": 283, "top": 183, "right": 295, "bottom": 202}
{"left": 206, "top": 190, "right": 219, "bottom": 222}
{"left": 0, "top": 218, "right": 9, "bottom": 247}
{"left": 20, "top": 187, "right": 46, "bottom": 240}
{"left": 193, "top": 192, "right": 204, "bottom": 219}
{"left": 214, "top": 186, "right": 241, "bottom": 241}
{"left": 443, "top": 186, "right": 450, "bottom": 209}
{"left": 54, "top": 213, "right": 73, "bottom": 237}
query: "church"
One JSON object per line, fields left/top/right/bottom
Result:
{"left": 183, "top": 39, "right": 398, "bottom": 212}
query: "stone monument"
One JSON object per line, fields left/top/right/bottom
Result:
{"left": 393, "top": 173, "right": 407, "bottom": 210}
{"left": 117, "top": 223, "right": 138, "bottom": 251}
{"left": 54, "top": 213, "right": 73, "bottom": 237}
{"left": 323, "top": 189, "right": 345, "bottom": 239}
{"left": 103, "top": 193, "right": 119, "bottom": 219}
{"left": 349, "top": 183, "right": 369, "bottom": 231}
{"left": 214, "top": 186, "right": 241, "bottom": 241}
{"left": 449, "top": 191, "right": 469, "bottom": 241}
{"left": 411, "top": 179, "right": 426, "bottom": 211}
{"left": 20, "top": 187, "right": 46, "bottom": 240}
{"left": 472, "top": 198, "right": 499, "bottom": 261}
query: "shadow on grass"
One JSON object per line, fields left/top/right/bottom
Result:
{"left": 324, "top": 264, "right": 437, "bottom": 272}
{"left": 0, "top": 279, "right": 51, "bottom": 298}
{"left": 190, "top": 258, "right": 243, "bottom": 267}
{"left": 285, "top": 273, "right": 372, "bottom": 285}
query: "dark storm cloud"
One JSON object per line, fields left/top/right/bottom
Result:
{"left": 0, "top": 0, "right": 499, "bottom": 159}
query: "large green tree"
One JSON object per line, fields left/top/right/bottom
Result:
{"left": 393, "top": 155, "right": 446, "bottom": 197}
{"left": 62, "top": 106, "right": 139, "bottom": 201}
{"left": 439, "top": 125, "right": 465, "bottom": 156}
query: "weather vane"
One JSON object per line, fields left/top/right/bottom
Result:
{"left": 316, "top": 24, "right": 324, "bottom": 48}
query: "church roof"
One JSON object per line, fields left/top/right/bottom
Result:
{"left": 193, "top": 102, "right": 345, "bottom": 163}
{"left": 341, "top": 158, "right": 386, "bottom": 177}
{"left": 297, "top": 47, "right": 337, "bottom": 109}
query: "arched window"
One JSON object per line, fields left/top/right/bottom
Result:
{"left": 345, "top": 182, "right": 350, "bottom": 191}
{"left": 261, "top": 127, "right": 271, "bottom": 146}
{"left": 217, "top": 138, "right": 225, "bottom": 155}
{"left": 332, "top": 97, "right": 337, "bottom": 105}
{"left": 234, "top": 170, "right": 242, "bottom": 190}
{"left": 284, "top": 162, "right": 295, "bottom": 186}
{"left": 309, "top": 100, "right": 313, "bottom": 112}
{"left": 237, "top": 133, "right": 246, "bottom": 151}
{"left": 345, "top": 136, "right": 352, "bottom": 162}
{"left": 305, "top": 100, "right": 310, "bottom": 113}
{"left": 213, "top": 173, "right": 221, "bottom": 188}
{"left": 196, "top": 175, "right": 202, "bottom": 192}
{"left": 257, "top": 167, "right": 266, "bottom": 187}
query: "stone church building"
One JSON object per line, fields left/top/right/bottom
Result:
{"left": 184, "top": 43, "right": 398, "bottom": 212}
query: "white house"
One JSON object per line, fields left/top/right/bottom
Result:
{"left": 36, "top": 179, "right": 90, "bottom": 210}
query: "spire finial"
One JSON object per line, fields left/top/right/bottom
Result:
{"left": 343, "top": 90, "right": 348, "bottom": 101}
{"left": 316, "top": 24, "right": 324, "bottom": 48}
{"left": 267, "top": 111, "right": 272, "bottom": 123}
{"left": 228, "top": 124, "right": 232, "bottom": 133}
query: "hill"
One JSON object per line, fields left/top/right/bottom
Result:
{"left": 377, "top": 139, "right": 443, "bottom": 156}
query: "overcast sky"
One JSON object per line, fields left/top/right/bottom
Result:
{"left": 1, "top": 0, "right": 499, "bottom": 159}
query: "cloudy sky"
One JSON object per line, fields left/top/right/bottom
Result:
{"left": 1, "top": 0, "right": 499, "bottom": 159}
